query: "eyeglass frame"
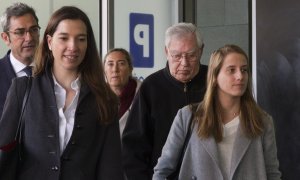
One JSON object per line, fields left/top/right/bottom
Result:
{"left": 167, "top": 48, "right": 200, "bottom": 63}
{"left": 6, "top": 26, "right": 41, "bottom": 38}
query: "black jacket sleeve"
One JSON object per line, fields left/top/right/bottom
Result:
{"left": 97, "top": 117, "right": 124, "bottom": 180}
{"left": 0, "top": 77, "right": 27, "bottom": 147}
{"left": 122, "top": 88, "right": 153, "bottom": 180}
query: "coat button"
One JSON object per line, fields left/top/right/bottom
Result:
{"left": 48, "top": 151, "right": 56, "bottom": 155}
{"left": 51, "top": 166, "right": 59, "bottom": 171}
{"left": 76, "top": 125, "right": 82, "bottom": 129}
{"left": 62, "top": 156, "right": 70, "bottom": 161}
{"left": 191, "top": 176, "right": 197, "bottom": 180}
{"left": 47, "top": 134, "right": 55, "bottom": 138}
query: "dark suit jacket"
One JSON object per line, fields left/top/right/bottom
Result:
{"left": 0, "top": 67, "right": 123, "bottom": 180}
{"left": 0, "top": 50, "right": 16, "bottom": 118}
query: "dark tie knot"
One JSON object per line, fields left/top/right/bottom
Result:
{"left": 23, "top": 66, "right": 32, "bottom": 76}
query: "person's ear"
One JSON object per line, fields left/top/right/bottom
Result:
{"left": 198, "top": 44, "right": 205, "bottom": 57}
{"left": 201, "top": 43, "right": 205, "bottom": 50}
{"left": 1, "top": 32, "right": 11, "bottom": 46}
{"left": 46, "top": 34, "right": 52, "bottom": 51}
{"left": 165, "top": 46, "right": 168, "bottom": 55}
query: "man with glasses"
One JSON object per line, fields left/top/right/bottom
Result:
{"left": 122, "top": 22, "right": 208, "bottom": 179}
{"left": 0, "top": 2, "right": 40, "bottom": 117}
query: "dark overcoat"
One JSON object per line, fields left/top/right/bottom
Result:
{"left": 0, "top": 50, "right": 16, "bottom": 117}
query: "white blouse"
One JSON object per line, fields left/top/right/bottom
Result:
{"left": 53, "top": 75, "right": 80, "bottom": 154}
{"left": 217, "top": 116, "right": 240, "bottom": 180}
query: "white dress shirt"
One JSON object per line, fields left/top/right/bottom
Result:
{"left": 53, "top": 75, "right": 81, "bottom": 154}
{"left": 10, "top": 53, "right": 33, "bottom": 77}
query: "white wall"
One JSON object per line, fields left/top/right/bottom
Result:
{"left": 197, "top": 0, "right": 249, "bottom": 65}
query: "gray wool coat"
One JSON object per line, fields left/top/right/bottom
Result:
{"left": 153, "top": 105, "right": 281, "bottom": 180}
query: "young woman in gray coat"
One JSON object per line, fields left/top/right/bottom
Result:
{"left": 153, "top": 44, "right": 281, "bottom": 180}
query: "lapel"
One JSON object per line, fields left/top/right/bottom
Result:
{"left": 200, "top": 125, "right": 252, "bottom": 179}
{"left": 61, "top": 82, "right": 90, "bottom": 157}
{"left": 229, "top": 126, "right": 252, "bottom": 179}
{"left": 77, "top": 82, "right": 90, "bottom": 105}
{"left": 3, "top": 51, "right": 17, "bottom": 80}
{"left": 200, "top": 135, "right": 223, "bottom": 175}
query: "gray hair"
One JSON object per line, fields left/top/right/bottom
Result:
{"left": 165, "top": 22, "right": 203, "bottom": 48}
{"left": 0, "top": 2, "right": 38, "bottom": 32}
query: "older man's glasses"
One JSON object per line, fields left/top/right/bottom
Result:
{"left": 169, "top": 50, "right": 198, "bottom": 62}
{"left": 6, "top": 26, "right": 40, "bottom": 38}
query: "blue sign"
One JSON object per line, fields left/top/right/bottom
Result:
{"left": 130, "top": 13, "right": 154, "bottom": 68}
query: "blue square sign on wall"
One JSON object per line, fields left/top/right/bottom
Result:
{"left": 130, "top": 13, "right": 154, "bottom": 68}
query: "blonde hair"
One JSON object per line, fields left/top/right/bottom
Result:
{"left": 196, "top": 44, "right": 264, "bottom": 142}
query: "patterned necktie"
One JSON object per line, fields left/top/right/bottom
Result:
{"left": 23, "top": 66, "right": 32, "bottom": 76}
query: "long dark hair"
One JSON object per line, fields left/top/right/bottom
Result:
{"left": 34, "top": 6, "right": 118, "bottom": 124}
{"left": 196, "top": 44, "right": 264, "bottom": 142}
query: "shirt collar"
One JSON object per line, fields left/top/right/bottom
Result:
{"left": 52, "top": 73, "right": 81, "bottom": 91}
{"left": 9, "top": 53, "right": 34, "bottom": 74}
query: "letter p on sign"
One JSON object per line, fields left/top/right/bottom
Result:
{"left": 130, "top": 13, "right": 154, "bottom": 68}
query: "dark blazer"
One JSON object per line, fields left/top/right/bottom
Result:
{"left": 0, "top": 50, "right": 16, "bottom": 118}
{"left": 0, "top": 68, "right": 123, "bottom": 180}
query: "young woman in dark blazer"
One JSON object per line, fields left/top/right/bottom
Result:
{"left": 0, "top": 6, "right": 123, "bottom": 180}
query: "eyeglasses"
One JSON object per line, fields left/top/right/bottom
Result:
{"left": 169, "top": 50, "right": 198, "bottom": 62}
{"left": 6, "top": 26, "right": 40, "bottom": 38}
